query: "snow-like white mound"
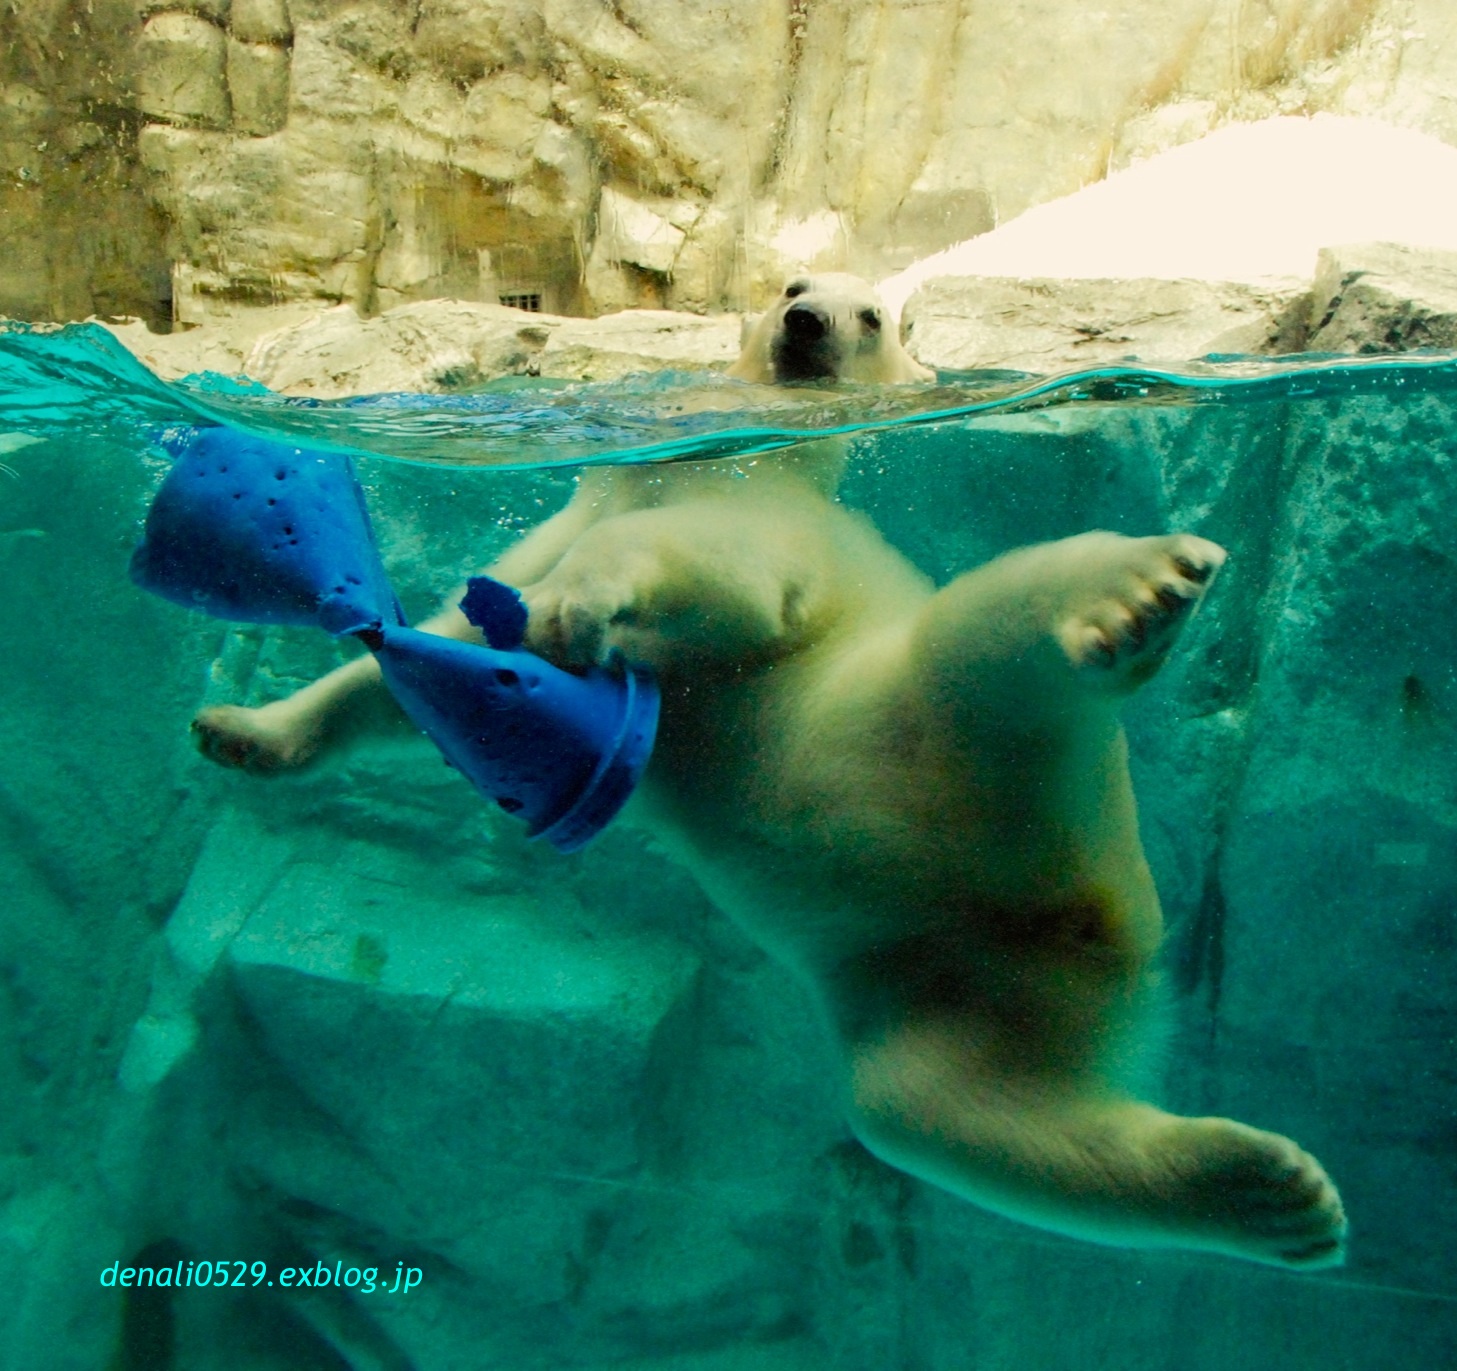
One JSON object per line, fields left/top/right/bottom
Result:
{"left": 880, "top": 116, "right": 1457, "bottom": 316}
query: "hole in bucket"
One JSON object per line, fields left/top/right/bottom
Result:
{"left": 274, "top": 469, "right": 288, "bottom": 480}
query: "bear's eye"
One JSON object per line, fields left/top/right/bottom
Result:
{"left": 784, "top": 280, "right": 809, "bottom": 299}
{"left": 858, "top": 307, "right": 882, "bottom": 333}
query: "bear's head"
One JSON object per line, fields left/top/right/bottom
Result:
{"left": 728, "top": 273, "right": 934, "bottom": 386}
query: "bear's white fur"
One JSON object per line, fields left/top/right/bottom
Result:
{"left": 727, "top": 271, "right": 933, "bottom": 385}
{"left": 194, "top": 275, "right": 1345, "bottom": 1268}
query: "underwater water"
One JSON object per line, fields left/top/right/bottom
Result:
{"left": 1, "top": 322, "right": 1455, "bottom": 1370}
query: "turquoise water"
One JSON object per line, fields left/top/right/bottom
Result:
{"left": 7, "top": 318, "right": 1457, "bottom": 467}
{"left": 2, "top": 323, "right": 1456, "bottom": 1370}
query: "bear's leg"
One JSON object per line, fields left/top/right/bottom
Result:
{"left": 192, "top": 492, "right": 602, "bottom": 772}
{"left": 911, "top": 531, "right": 1226, "bottom": 713}
{"left": 520, "top": 499, "right": 830, "bottom": 671}
{"left": 845, "top": 1014, "right": 1346, "bottom": 1268}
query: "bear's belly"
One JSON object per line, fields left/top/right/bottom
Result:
{"left": 639, "top": 756, "right": 1158, "bottom": 999}
{"left": 636, "top": 655, "right": 1163, "bottom": 1005}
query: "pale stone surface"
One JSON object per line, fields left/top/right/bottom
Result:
{"left": 20, "top": 0, "right": 1457, "bottom": 324}
{"left": 104, "top": 241, "right": 1457, "bottom": 396}
{"left": 1306, "top": 240, "right": 1457, "bottom": 352}
{"left": 101, "top": 297, "right": 743, "bottom": 395}
{"left": 595, "top": 186, "right": 687, "bottom": 275}
{"left": 140, "top": 118, "right": 378, "bottom": 309}
{"left": 533, "top": 306, "right": 741, "bottom": 380}
{"left": 228, "top": 0, "right": 291, "bottom": 45}
{"left": 903, "top": 277, "right": 1312, "bottom": 374}
{"left": 286, "top": 20, "right": 400, "bottom": 121}
{"left": 136, "top": 12, "right": 231, "bottom": 130}
{"left": 137, "top": 0, "right": 231, "bottom": 22}
{"left": 879, "top": 117, "right": 1457, "bottom": 319}
{"left": 226, "top": 38, "right": 289, "bottom": 137}
{"left": 102, "top": 300, "right": 328, "bottom": 376}
{"left": 240, "top": 300, "right": 554, "bottom": 394}
{"left": 414, "top": 0, "right": 548, "bottom": 82}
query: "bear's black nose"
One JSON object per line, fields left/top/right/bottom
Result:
{"left": 783, "top": 302, "right": 828, "bottom": 341}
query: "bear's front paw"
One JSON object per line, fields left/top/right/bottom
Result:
{"left": 1056, "top": 533, "right": 1226, "bottom": 688}
{"left": 521, "top": 553, "right": 656, "bottom": 670}
{"left": 521, "top": 581, "right": 614, "bottom": 670}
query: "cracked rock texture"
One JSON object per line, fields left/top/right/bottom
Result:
{"left": 8, "top": 1, "right": 1457, "bottom": 323}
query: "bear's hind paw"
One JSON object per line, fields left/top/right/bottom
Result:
{"left": 192, "top": 703, "right": 322, "bottom": 773}
{"left": 1159, "top": 1116, "right": 1347, "bottom": 1270}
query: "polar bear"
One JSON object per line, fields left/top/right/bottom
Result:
{"left": 193, "top": 275, "right": 1345, "bottom": 1268}
{"left": 727, "top": 271, "right": 934, "bottom": 385}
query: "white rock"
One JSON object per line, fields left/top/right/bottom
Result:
{"left": 462, "top": 70, "right": 552, "bottom": 164}
{"left": 287, "top": 21, "right": 400, "bottom": 120}
{"left": 1307, "top": 241, "right": 1457, "bottom": 353}
{"left": 881, "top": 117, "right": 1457, "bottom": 317}
{"left": 104, "top": 297, "right": 744, "bottom": 394}
{"left": 101, "top": 302, "right": 324, "bottom": 377}
{"left": 595, "top": 186, "right": 685, "bottom": 275}
{"left": 227, "top": 38, "right": 289, "bottom": 137}
{"left": 136, "top": 13, "right": 231, "bottom": 130}
{"left": 1109, "top": 100, "right": 1219, "bottom": 173}
{"left": 140, "top": 120, "right": 378, "bottom": 310}
{"left": 902, "top": 276, "right": 1310, "bottom": 374}
{"left": 242, "top": 300, "right": 545, "bottom": 395}
{"left": 39, "top": 3, "right": 1457, "bottom": 326}
{"left": 229, "top": 0, "right": 291, "bottom": 44}
{"left": 399, "top": 71, "right": 472, "bottom": 144}
{"left": 537, "top": 307, "right": 741, "bottom": 380}
{"left": 414, "top": 0, "right": 549, "bottom": 82}
{"left": 137, "top": 0, "right": 231, "bottom": 23}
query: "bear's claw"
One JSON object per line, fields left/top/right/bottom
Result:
{"left": 1058, "top": 533, "right": 1226, "bottom": 687}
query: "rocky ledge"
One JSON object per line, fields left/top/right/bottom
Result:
{"left": 101, "top": 241, "right": 1457, "bottom": 398}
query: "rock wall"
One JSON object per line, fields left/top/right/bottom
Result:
{"left": 8, "top": 1, "right": 1457, "bottom": 323}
